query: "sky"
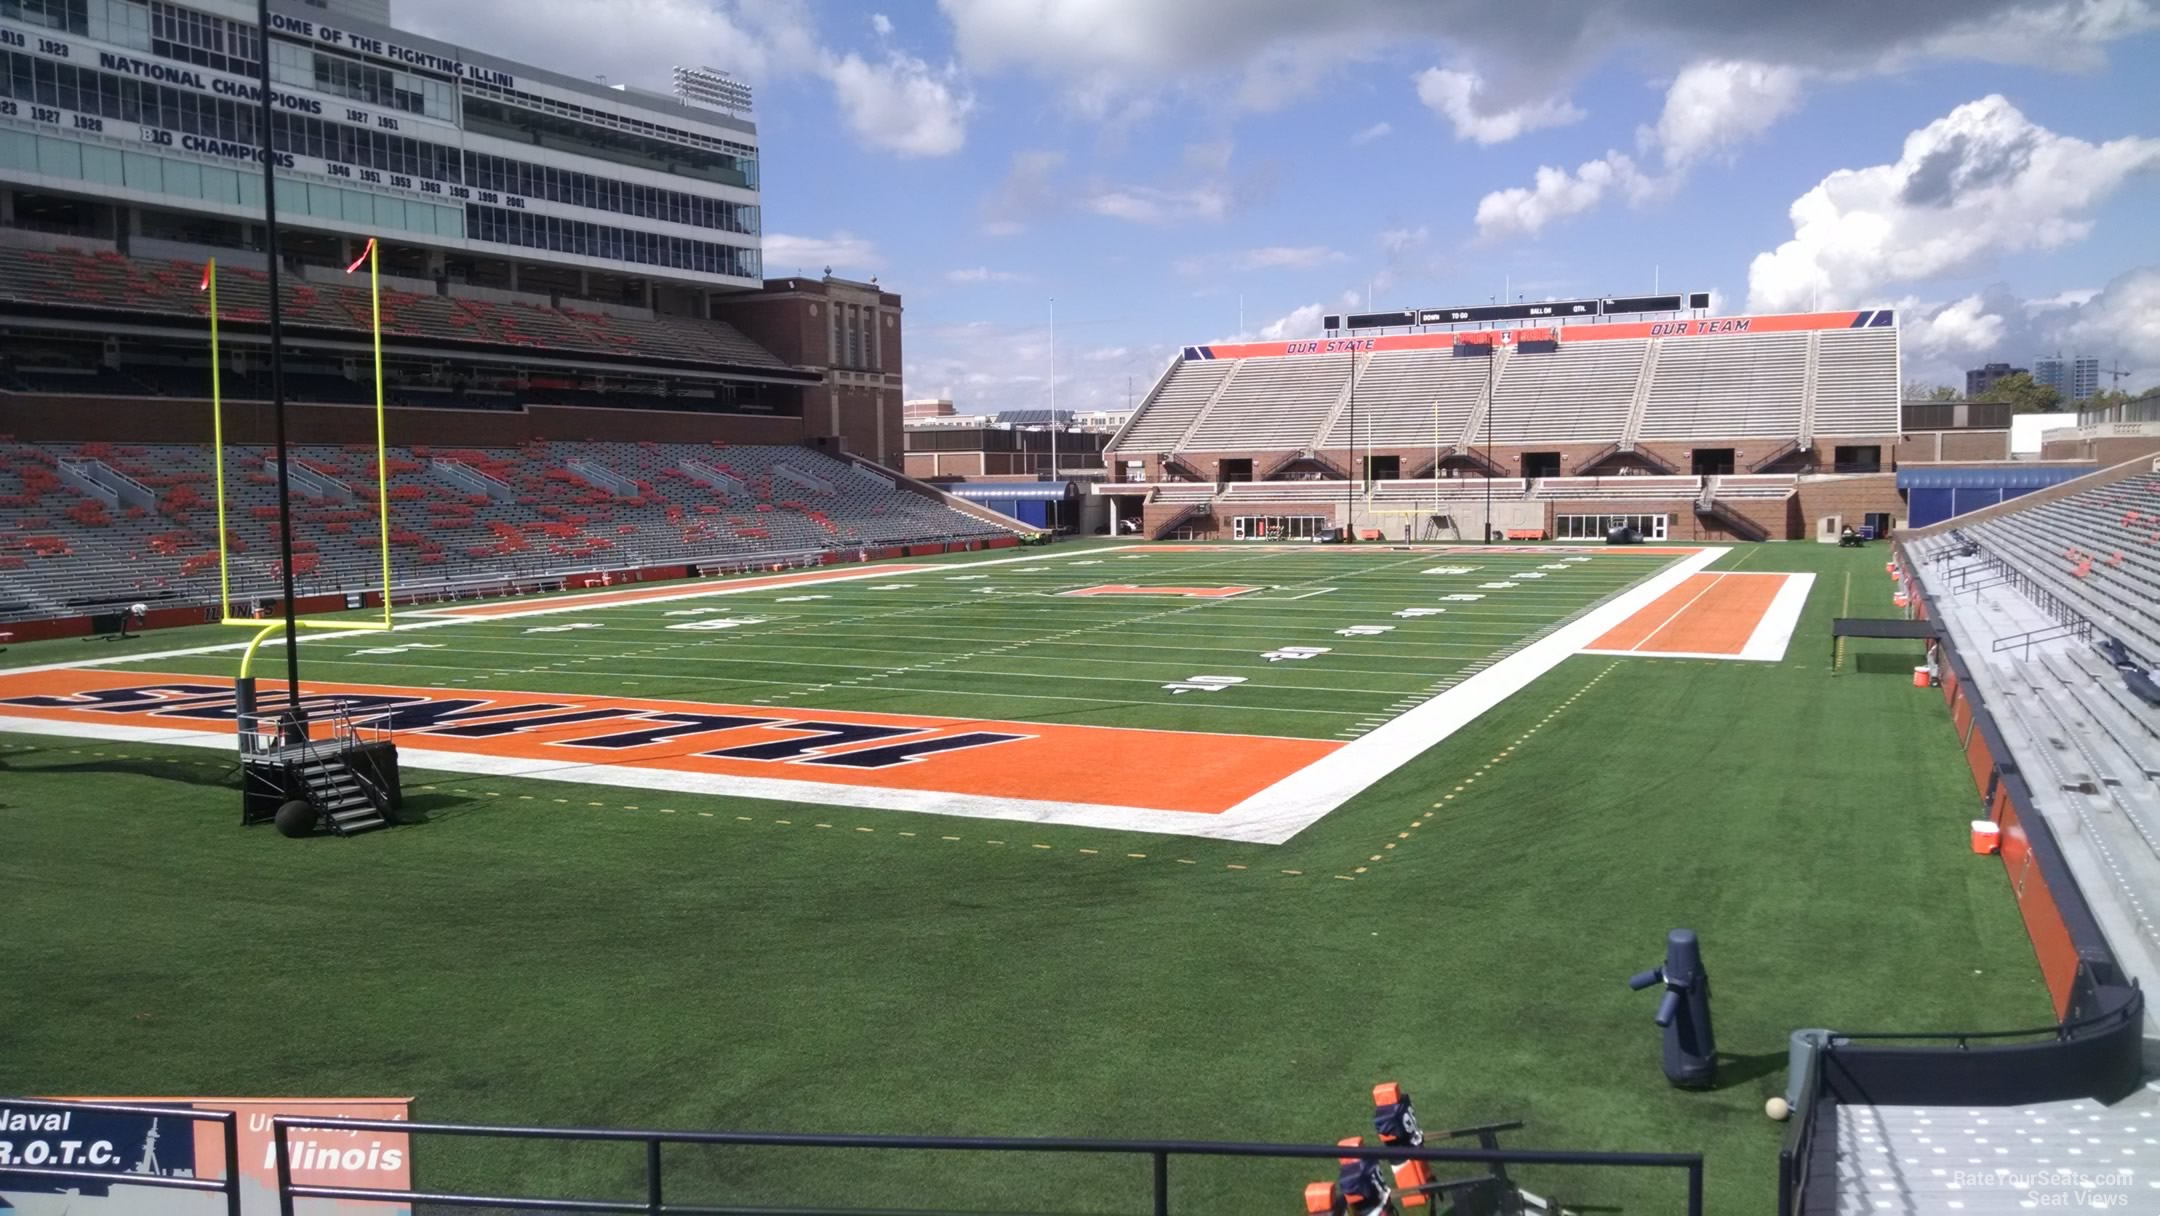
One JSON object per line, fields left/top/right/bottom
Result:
{"left": 400, "top": 0, "right": 2160, "bottom": 415}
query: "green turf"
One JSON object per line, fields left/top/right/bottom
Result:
{"left": 14, "top": 541, "right": 1676, "bottom": 740}
{"left": 0, "top": 541, "right": 2052, "bottom": 1213}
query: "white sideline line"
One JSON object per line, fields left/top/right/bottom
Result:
{"left": 1203, "top": 547, "right": 1728, "bottom": 844}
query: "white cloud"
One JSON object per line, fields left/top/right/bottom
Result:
{"left": 1474, "top": 154, "right": 1649, "bottom": 241}
{"left": 1208, "top": 303, "right": 1327, "bottom": 344}
{"left": 823, "top": 46, "right": 975, "bottom": 157}
{"left": 1083, "top": 345, "right": 1132, "bottom": 362}
{"left": 1257, "top": 304, "right": 1327, "bottom": 341}
{"left": 763, "top": 232, "right": 881, "bottom": 274}
{"left": 981, "top": 150, "right": 1066, "bottom": 235}
{"left": 1234, "top": 246, "right": 1346, "bottom": 271}
{"left": 1473, "top": 56, "right": 1804, "bottom": 241}
{"left": 1414, "top": 68, "right": 1584, "bottom": 145}
{"left": 870, "top": 12, "right": 893, "bottom": 36}
{"left": 1903, "top": 294, "right": 2008, "bottom": 357}
{"left": 402, "top": 0, "right": 818, "bottom": 92}
{"left": 1378, "top": 226, "right": 1429, "bottom": 256}
{"left": 2026, "top": 287, "right": 2101, "bottom": 311}
{"left": 1084, "top": 185, "right": 1231, "bottom": 225}
{"left": 1351, "top": 121, "right": 1393, "bottom": 145}
{"left": 2058, "top": 267, "right": 2160, "bottom": 374}
{"left": 1746, "top": 95, "right": 2160, "bottom": 311}
{"left": 1646, "top": 60, "right": 1807, "bottom": 168}
{"left": 936, "top": 0, "right": 2154, "bottom": 120}
{"left": 945, "top": 266, "right": 1030, "bottom": 283}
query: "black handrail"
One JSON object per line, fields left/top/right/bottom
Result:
{"left": 0, "top": 1097, "right": 242, "bottom": 1216}
{"left": 272, "top": 1115, "right": 1704, "bottom": 1216}
{"left": 1827, "top": 980, "right": 2141, "bottom": 1046}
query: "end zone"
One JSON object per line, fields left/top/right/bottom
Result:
{"left": 1580, "top": 572, "right": 1813, "bottom": 662}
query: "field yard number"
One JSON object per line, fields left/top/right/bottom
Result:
{"left": 1335, "top": 625, "right": 1395, "bottom": 637}
{"left": 1515, "top": 572, "right": 1546, "bottom": 579}
{"left": 667, "top": 617, "right": 769, "bottom": 632}
{"left": 1394, "top": 607, "right": 1446, "bottom": 618}
{"left": 870, "top": 584, "right": 918, "bottom": 591}
{"left": 774, "top": 595, "right": 831, "bottom": 602}
{"left": 1423, "top": 566, "right": 1480, "bottom": 575}
{"left": 1163, "top": 675, "right": 1246, "bottom": 694}
{"left": 1261, "top": 646, "right": 1332, "bottom": 662}
{"left": 948, "top": 574, "right": 989, "bottom": 581}
{"left": 665, "top": 606, "right": 726, "bottom": 617}
{"left": 350, "top": 642, "right": 444, "bottom": 656}
{"left": 1442, "top": 593, "right": 1485, "bottom": 602}
{"left": 1540, "top": 563, "right": 1570, "bottom": 570}
{"left": 523, "top": 622, "right": 604, "bottom": 634}
{"left": 1479, "top": 582, "right": 1519, "bottom": 590}
{"left": 1563, "top": 557, "right": 1591, "bottom": 564}
{"left": 1070, "top": 559, "right": 1103, "bottom": 565}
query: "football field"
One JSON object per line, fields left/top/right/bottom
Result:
{"left": 0, "top": 542, "right": 1761, "bottom": 841}
{"left": 0, "top": 540, "right": 2048, "bottom": 1213}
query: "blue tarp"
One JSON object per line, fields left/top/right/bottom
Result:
{"left": 939, "top": 482, "right": 1072, "bottom": 501}
{"left": 1896, "top": 465, "right": 2095, "bottom": 491}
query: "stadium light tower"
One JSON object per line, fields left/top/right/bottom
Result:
{"left": 672, "top": 66, "right": 754, "bottom": 114}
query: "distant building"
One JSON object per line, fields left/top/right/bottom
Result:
{"left": 2033, "top": 355, "right": 2100, "bottom": 402}
{"left": 1966, "top": 363, "right": 2028, "bottom": 397}
{"left": 905, "top": 398, "right": 956, "bottom": 420}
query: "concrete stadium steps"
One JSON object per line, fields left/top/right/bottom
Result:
{"left": 1488, "top": 339, "right": 1645, "bottom": 446}
{"left": 1107, "top": 320, "right": 1900, "bottom": 467}
{"left": 1963, "top": 471, "right": 2160, "bottom": 657}
{"left": 1183, "top": 356, "right": 1351, "bottom": 452}
{"left": 1319, "top": 347, "right": 1485, "bottom": 448}
{"left": 1833, "top": 1087, "right": 2160, "bottom": 1215}
{"left": 1639, "top": 331, "right": 1809, "bottom": 440}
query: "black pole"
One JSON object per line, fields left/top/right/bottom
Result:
{"left": 256, "top": 0, "right": 303, "bottom": 715}
{"left": 1344, "top": 346, "right": 1354, "bottom": 541}
{"left": 1484, "top": 345, "right": 1494, "bottom": 544}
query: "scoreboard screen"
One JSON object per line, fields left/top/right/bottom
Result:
{"left": 1330, "top": 291, "right": 1708, "bottom": 331}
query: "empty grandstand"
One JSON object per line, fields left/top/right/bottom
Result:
{"left": 1101, "top": 310, "right": 1905, "bottom": 541}
{"left": 0, "top": 435, "right": 1019, "bottom": 629}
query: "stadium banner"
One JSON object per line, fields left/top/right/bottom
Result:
{"left": 0, "top": 1095, "right": 412, "bottom": 1215}
{"left": 0, "top": 21, "right": 449, "bottom": 138}
{"left": 1187, "top": 310, "right": 1894, "bottom": 360}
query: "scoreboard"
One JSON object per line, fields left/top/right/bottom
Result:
{"left": 1326, "top": 292, "right": 1710, "bottom": 332}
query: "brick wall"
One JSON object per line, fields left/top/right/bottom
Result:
{"left": 1118, "top": 435, "right": 1899, "bottom": 482}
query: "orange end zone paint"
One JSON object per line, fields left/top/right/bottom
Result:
{"left": 1587, "top": 572, "right": 1789, "bottom": 656}
{"left": 0, "top": 667, "right": 1337, "bottom": 814}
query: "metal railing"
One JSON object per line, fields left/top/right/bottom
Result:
{"left": 1991, "top": 617, "right": 2093, "bottom": 658}
{"left": 271, "top": 1116, "right": 1705, "bottom": 1216}
{"left": 0, "top": 1097, "right": 241, "bottom": 1215}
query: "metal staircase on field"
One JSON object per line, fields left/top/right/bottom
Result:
{"left": 296, "top": 753, "right": 389, "bottom": 835}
